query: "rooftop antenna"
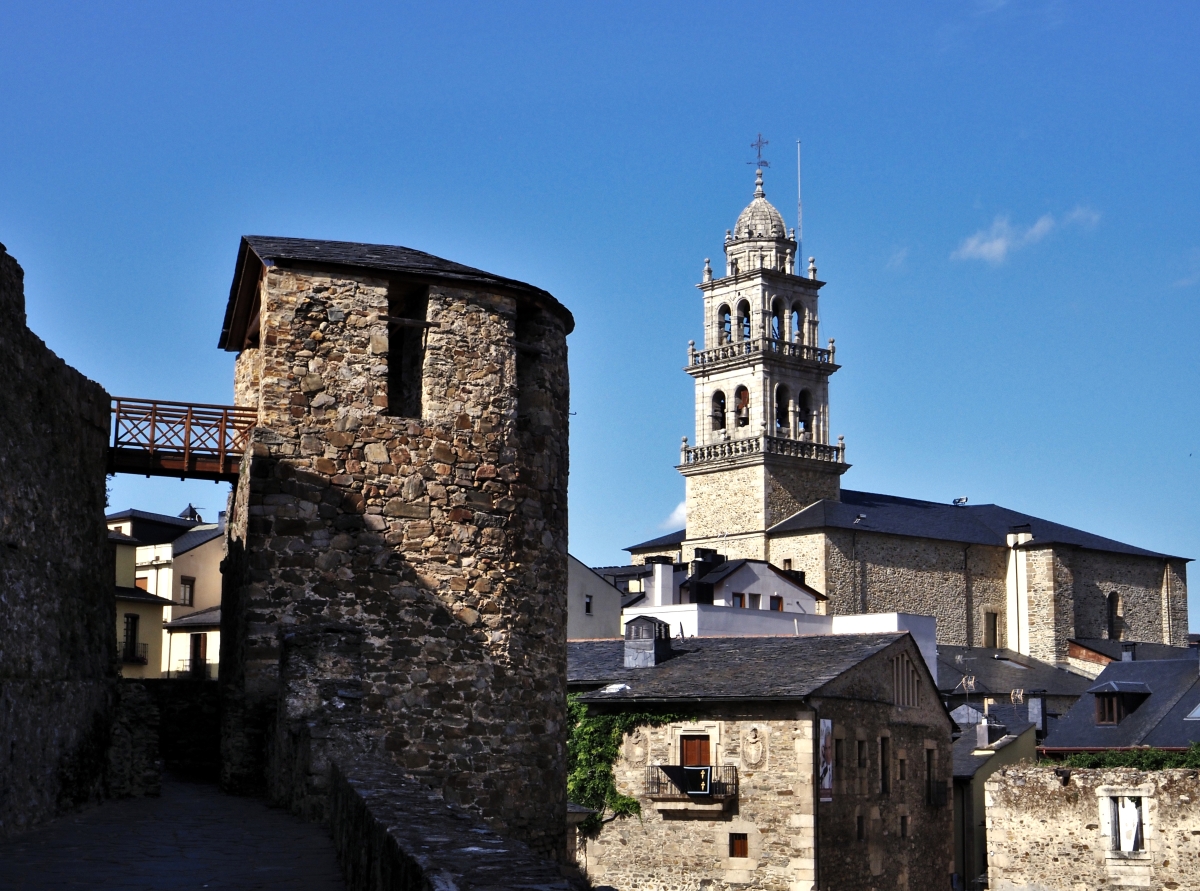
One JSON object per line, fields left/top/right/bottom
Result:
{"left": 748, "top": 133, "right": 770, "bottom": 168}
{"left": 796, "top": 140, "right": 803, "bottom": 260}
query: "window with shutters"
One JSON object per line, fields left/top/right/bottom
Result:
{"left": 892, "top": 653, "right": 921, "bottom": 707}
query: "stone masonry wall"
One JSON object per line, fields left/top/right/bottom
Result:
{"left": 819, "top": 529, "right": 1008, "bottom": 648}
{"left": 763, "top": 461, "right": 841, "bottom": 529}
{"left": 986, "top": 767, "right": 1200, "bottom": 891}
{"left": 220, "top": 265, "right": 570, "bottom": 857}
{"left": 1067, "top": 548, "right": 1188, "bottom": 648}
{"left": 685, "top": 464, "right": 763, "bottom": 540}
{"left": 0, "top": 243, "right": 117, "bottom": 837}
{"left": 583, "top": 705, "right": 818, "bottom": 891}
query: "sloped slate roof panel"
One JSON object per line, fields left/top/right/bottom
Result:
{"left": 768, "top": 490, "right": 1181, "bottom": 560}
{"left": 569, "top": 632, "right": 903, "bottom": 702}
{"left": 625, "top": 529, "right": 687, "bottom": 552}
{"left": 171, "top": 524, "right": 224, "bottom": 556}
{"left": 937, "top": 646, "right": 1093, "bottom": 699}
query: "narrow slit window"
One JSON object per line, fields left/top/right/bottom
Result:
{"left": 386, "top": 282, "right": 430, "bottom": 419}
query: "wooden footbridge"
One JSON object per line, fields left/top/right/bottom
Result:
{"left": 107, "top": 398, "right": 257, "bottom": 482}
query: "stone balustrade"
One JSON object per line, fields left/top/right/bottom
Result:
{"left": 680, "top": 434, "right": 845, "bottom": 467}
{"left": 688, "top": 337, "right": 834, "bottom": 368}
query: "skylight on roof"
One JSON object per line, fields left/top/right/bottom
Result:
{"left": 1186, "top": 702, "right": 1200, "bottom": 721}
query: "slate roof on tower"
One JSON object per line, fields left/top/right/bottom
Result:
{"left": 219, "top": 235, "right": 574, "bottom": 350}
{"left": 768, "top": 489, "right": 1185, "bottom": 560}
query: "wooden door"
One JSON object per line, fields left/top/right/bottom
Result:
{"left": 681, "top": 735, "right": 710, "bottom": 766}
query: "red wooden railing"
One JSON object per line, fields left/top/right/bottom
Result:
{"left": 109, "top": 398, "right": 257, "bottom": 481}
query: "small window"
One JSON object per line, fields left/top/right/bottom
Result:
{"left": 681, "top": 735, "right": 710, "bottom": 767}
{"left": 857, "top": 740, "right": 867, "bottom": 770}
{"left": 925, "top": 749, "right": 936, "bottom": 806}
{"left": 386, "top": 282, "right": 430, "bottom": 419}
{"left": 731, "top": 593, "right": 745, "bottom": 608}
{"left": 769, "top": 595, "right": 783, "bottom": 612}
{"left": 899, "top": 756, "right": 907, "bottom": 781}
{"left": 900, "top": 815, "right": 909, "bottom": 838}
{"left": 984, "top": 611, "right": 998, "bottom": 648}
{"left": 729, "top": 833, "right": 748, "bottom": 858}
{"left": 782, "top": 559, "right": 792, "bottom": 570}
{"left": 880, "top": 737, "right": 891, "bottom": 795}
{"left": 179, "top": 576, "right": 195, "bottom": 606}
{"left": 1109, "top": 796, "right": 1143, "bottom": 852}
{"left": 584, "top": 595, "right": 593, "bottom": 615}
{"left": 748, "top": 593, "right": 761, "bottom": 610}
{"left": 1095, "top": 693, "right": 1146, "bottom": 725}
{"left": 1107, "top": 592, "right": 1124, "bottom": 640}
{"left": 856, "top": 815, "right": 865, "bottom": 841}
{"left": 834, "top": 738, "right": 844, "bottom": 782}
{"left": 134, "top": 577, "right": 149, "bottom": 591}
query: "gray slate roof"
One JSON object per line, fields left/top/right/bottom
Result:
{"left": 937, "top": 646, "right": 1093, "bottom": 700}
{"left": 1042, "top": 658, "right": 1200, "bottom": 749}
{"left": 1069, "top": 638, "right": 1196, "bottom": 663}
{"left": 952, "top": 722, "right": 1034, "bottom": 779}
{"left": 164, "top": 605, "right": 221, "bottom": 630}
{"left": 172, "top": 523, "right": 224, "bottom": 556}
{"left": 220, "top": 235, "right": 573, "bottom": 350}
{"left": 569, "top": 632, "right": 903, "bottom": 703}
{"left": 114, "top": 586, "right": 174, "bottom": 606}
{"left": 768, "top": 489, "right": 1183, "bottom": 560}
{"left": 625, "top": 529, "right": 687, "bottom": 552}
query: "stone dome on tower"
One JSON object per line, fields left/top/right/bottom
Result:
{"left": 734, "top": 169, "right": 788, "bottom": 239}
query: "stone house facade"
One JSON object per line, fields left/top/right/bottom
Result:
{"left": 569, "top": 632, "right": 954, "bottom": 891}
{"left": 628, "top": 168, "right": 1188, "bottom": 666}
{"left": 216, "top": 236, "right": 572, "bottom": 857}
{"left": 985, "top": 767, "right": 1200, "bottom": 891}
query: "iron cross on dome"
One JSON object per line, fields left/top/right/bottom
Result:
{"left": 748, "top": 133, "right": 770, "bottom": 168}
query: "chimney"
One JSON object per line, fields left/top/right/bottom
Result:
{"left": 645, "top": 557, "right": 675, "bottom": 607}
{"left": 624, "top": 616, "right": 672, "bottom": 668}
{"left": 976, "top": 719, "right": 1007, "bottom": 748}
{"left": 1122, "top": 642, "right": 1136, "bottom": 662}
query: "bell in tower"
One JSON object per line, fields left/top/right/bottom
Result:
{"left": 678, "top": 166, "right": 848, "bottom": 558}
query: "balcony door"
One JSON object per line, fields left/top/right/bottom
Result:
{"left": 681, "top": 735, "right": 710, "bottom": 767}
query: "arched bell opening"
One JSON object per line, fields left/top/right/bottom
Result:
{"left": 711, "top": 390, "right": 727, "bottom": 432}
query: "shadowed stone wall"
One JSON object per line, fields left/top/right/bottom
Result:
{"left": 0, "top": 243, "right": 117, "bottom": 837}
{"left": 220, "top": 261, "right": 571, "bottom": 857}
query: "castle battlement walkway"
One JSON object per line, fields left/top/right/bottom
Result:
{"left": 108, "top": 397, "right": 256, "bottom": 482}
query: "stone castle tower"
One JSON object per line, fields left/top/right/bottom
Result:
{"left": 217, "top": 237, "right": 572, "bottom": 857}
{"left": 680, "top": 169, "right": 849, "bottom": 557}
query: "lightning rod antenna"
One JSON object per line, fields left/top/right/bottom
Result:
{"left": 796, "top": 140, "right": 803, "bottom": 262}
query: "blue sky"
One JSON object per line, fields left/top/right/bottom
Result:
{"left": 2, "top": 2, "right": 1198, "bottom": 626}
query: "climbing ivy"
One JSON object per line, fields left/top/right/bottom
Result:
{"left": 1043, "top": 743, "right": 1200, "bottom": 770}
{"left": 566, "top": 693, "right": 684, "bottom": 832}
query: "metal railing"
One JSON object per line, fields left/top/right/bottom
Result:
{"left": 110, "top": 398, "right": 257, "bottom": 481}
{"left": 122, "top": 642, "right": 149, "bottom": 664}
{"left": 646, "top": 765, "right": 738, "bottom": 801}
{"left": 680, "top": 434, "right": 845, "bottom": 467}
{"left": 173, "top": 660, "right": 213, "bottom": 679}
{"left": 689, "top": 337, "right": 834, "bottom": 368}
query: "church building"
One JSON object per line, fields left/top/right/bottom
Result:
{"left": 627, "top": 167, "right": 1189, "bottom": 667}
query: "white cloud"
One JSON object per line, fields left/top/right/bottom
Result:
{"left": 661, "top": 500, "right": 686, "bottom": 530}
{"left": 951, "top": 206, "right": 1100, "bottom": 265}
{"left": 886, "top": 247, "right": 908, "bottom": 270}
{"left": 1174, "top": 249, "right": 1200, "bottom": 288}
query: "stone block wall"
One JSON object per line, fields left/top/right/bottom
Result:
{"left": 685, "top": 464, "right": 764, "bottom": 539}
{"left": 1068, "top": 548, "right": 1188, "bottom": 648}
{"left": 763, "top": 460, "right": 841, "bottom": 529}
{"left": 583, "top": 706, "right": 818, "bottom": 891}
{"left": 220, "top": 265, "right": 570, "bottom": 857}
{"left": 0, "top": 243, "right": 117, "bottom": 837}
{"left": 986, "top": 767, "right": 1200, "bottom": 891}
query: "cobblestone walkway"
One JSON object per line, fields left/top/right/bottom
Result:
{"left": 0, "top": 777, "right": 346, "bottom": 890}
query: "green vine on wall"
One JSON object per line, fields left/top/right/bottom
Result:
{"left": 566, "top": 693, "right": 684, "bottom": 833}
{"left": 1043, "top": 742, "right": 1200, "bottom": 770}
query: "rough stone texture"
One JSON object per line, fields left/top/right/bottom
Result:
{"left": 986, "top": 767, "right": 1200, "bottom": 891}
{"left": 583, "top": 641, "right": 953, "bottom": 891}
{"left": 0, "top": 243, "right": 118, "bottom": 837}
{"left": 329, "top": 759, "right": 577, "bottom": 891}
{"left": 220, "top": 265, "right": 570, "bottom": 857}
{"left": 685, "top": 465, "right": 766, "bottom": 541}
{"left": 104, "top": 682, "right": 163, "bottom": 798}
{"left": 142, "top": 678, "right": 222, "bottom": 781}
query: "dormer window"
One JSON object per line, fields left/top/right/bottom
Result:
{"left": 1094, "top": 691, "right": 1148, "bottom": 725}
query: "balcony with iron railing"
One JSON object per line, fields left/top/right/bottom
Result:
{"left": 645, "top": 765, "right": 739, "bottom": 803}
{"left": 122, "top": 641, "right": 149, "bottom": 664}
{"left": 172, "top": 660, "right": 214, "bottom": 680}
{"left": 679, "top": 433, "right": 846, "bottom": 469}
{"left": 687, "top": 337, "right": 835, "bottom": 372}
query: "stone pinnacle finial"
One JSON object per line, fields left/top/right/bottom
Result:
{"left": 808, "top": 257, "right": 817, "bottom": 280}
{"left": 754, "top": 169, "right": 765, "bottom": 199}
{"left": 703, "top": 258, "right": 712, "bottom": 282}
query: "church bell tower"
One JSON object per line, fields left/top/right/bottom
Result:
{"left": 679, "top": 167, "right": 848, "bottom": 557}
